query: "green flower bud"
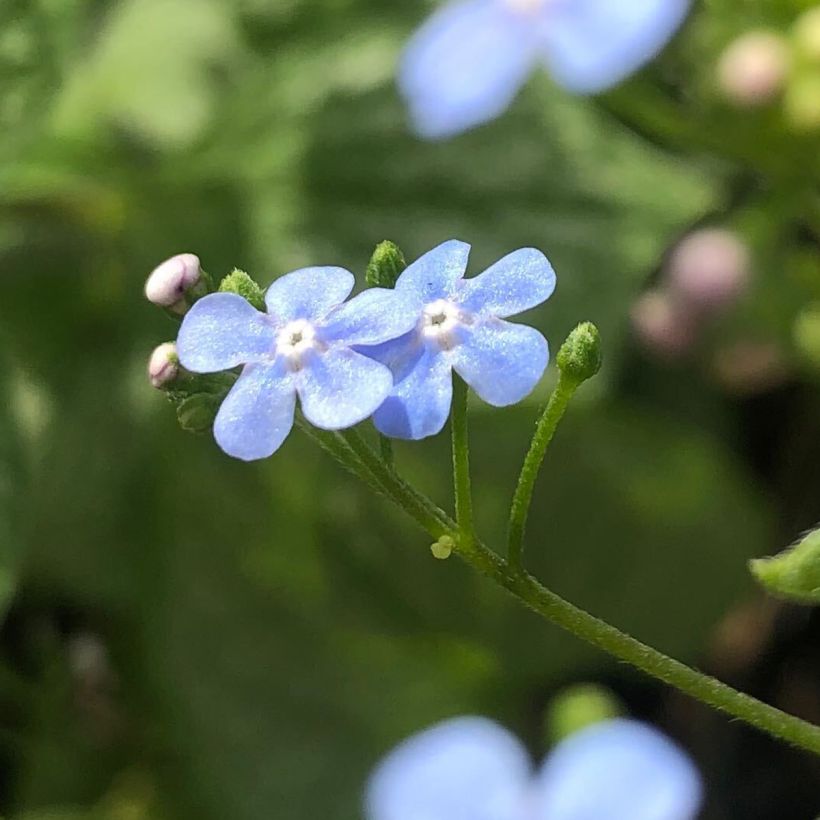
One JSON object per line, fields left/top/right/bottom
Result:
{"left": 750, "top": 528, "right": 820, "bottom": 605}
{"left": 219, "top": 268, "right": 265, "bottom": 311}
{"left": 365, "top": 241, "right": 407, "bottom": 289}
{"left": 430, "top": 534, "right": 455, "bottom": 560}
{"left": 556, "top": 322, "right": 602, "bottom": 385}
{"left": 545, "top": 683, "right": 623, "bottom": 745}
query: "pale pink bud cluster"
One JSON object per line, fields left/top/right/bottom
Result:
{"left": 632, "top": 229, "right": 751, "bottom": 359}
{"left": 717, "top": 32, "right": 790, "bottom": 107}
{"left": 144, "top": 253, "right": 202, "bottom": 314}
{"left": 148, "top": 342, "right": 180, "bottom": 389}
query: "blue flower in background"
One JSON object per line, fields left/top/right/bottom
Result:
{"left": 176, "top": 268, "right": 416, "bottom": 461}
{"left": 400, "top": 0, "right": 692, "bottom": 139}
{"left": 366, "top": 716, "right": 703, "bottom": 820}
{"left": 358, "top": 240, "right": 555, "bottom": 440}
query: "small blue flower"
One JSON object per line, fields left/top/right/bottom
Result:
{"left": 365, "top": 716, "right": 703, "bottom": 820}
{"left": 358, "top": 240, "right": 555, "bottom": 440}
{"left": 400, "top": 0, "right": 692, "bottom": 139}
{"left": 176, "top": 267, "right": 417, "bottom": 461}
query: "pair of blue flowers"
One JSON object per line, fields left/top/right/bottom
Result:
{"left": 400, "top": 0, "right": 692, "bottom": 139}
{"left": 367, "top": 716, "right": 702, "bottom": 820}
{"left": 177, "top": 241, "right": 556, "bottom": 461}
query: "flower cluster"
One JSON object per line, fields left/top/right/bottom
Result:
{"left": 400, "top": 0, "right": 692, "bottom": 139}
{"left": 366, "top": 716, "right": 703, "bottom": 820}
{"left": 152, "top": 241, "right": 556, "bottom": 460}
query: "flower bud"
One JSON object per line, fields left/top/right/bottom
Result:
{"left": 631, "top": 290, "right": 697, "bottom": 359}
{"left": 430, "top": 534, "right": 455, "bottom": 560}
{"left": 218, "top": 268, "right": 265, "bottom": 311}
{"left": 556, "top": 322, "right": 602, "bottom": 385}
{"left": 666, "top": 229, "right": 751, "bottom": 314}
{"left": 750, "top": 528, "right": 820, "bottom": 605}
{"left": 147, "top": 342, "right": 179, "bottom": 389}
{"left": 145, "top": 253, "right": 204, "bottom": 314}
{"left": 784, "top": 72, "right": 820, "bottom": 131}
{"left": 717, "top": 31, "right": 790, "bottom": 107}
{"left": 794, "top": 7, "right": 820, "bottom": 64}
{"left": 366, "top": 241, "right": 407, "bottom": 289}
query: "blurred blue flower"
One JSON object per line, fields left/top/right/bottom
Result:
{"left": 176, "top": 267, "right": 416, "bottom": 461}
{"left": 365, "top": 716, "right": 703, "bottom": 820}
{"left": 399, "top": 0, "right": 692, "bottom": 139}
{"left": 358, "top": 240, "right": 555, "bottom": 440}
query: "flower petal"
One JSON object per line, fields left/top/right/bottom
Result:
{"left": 457, "top": 248, "right": 556, "bottom": 318}
{"left": 365, "top": 717, "right": 531, "bottom": 820}
{"left": 213, "top": 362, "right": 296, "bottom": 461}
{"left": 264, "top": 267, "right": 355, "bottom": 323}
{"left": 176, "top": 293, "right": 275, "bottom": 373}
{"left": 451, "top": 319, "right": 548, "bottom": 406}
{"left": 322, "top": 288, "right": 419, "bottom": 346}
{"left": 372, "top": 344, "right": 453, "bottom": 440}
{"left": 298, "top": 348, "right": 393, "bottom": 430}
{"left": 541, "top": 0, "right": 691, "bottom": 94}
{"left": 399, "top": 0, "right": 540, "bottom": 138}
{"left": 534, "top": 719, "right": 703, "bottom": 820}
{"left": 396, "top": 240, "right": 471, "bottom": 304}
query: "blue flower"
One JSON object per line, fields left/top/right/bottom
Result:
{"left": 358, "top": 240, "right": 555, "bottom": 440}
{"left": 399, "top": 0, "right": 692, "bottom": 139}
{"left": 176, "top": 267, "right": 417, "bottom": 461}
{"left": 365, "top": 716, "right": 703, "bottom": 820}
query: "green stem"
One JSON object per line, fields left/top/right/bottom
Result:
{"left": 451, "top": 376, "right": 475, "bottom": 547}
{"left": 306, "top": 426, "right": 820, "bottom": 756}
{"left": 507, "top": 373, "right": 579, "bottom": 569}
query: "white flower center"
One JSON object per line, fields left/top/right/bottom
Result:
{"left": 421, "top": 299, "right": 468, "bottom": 350}
{"left": 276, "top": 319, "right": 318, "bottom": 369}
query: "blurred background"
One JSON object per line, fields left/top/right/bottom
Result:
{"left": 0, "top": 0, "right": 819, "bottom": 817}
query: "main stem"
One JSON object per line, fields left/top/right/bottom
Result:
{"left": 308, "top": 427, "right": 820, "bottom": 756}
{"left": 508, "top": 372, "right": 578, "bottom": 569}
{"left": 451, "top": 376, "right": 475, "bottom": 547}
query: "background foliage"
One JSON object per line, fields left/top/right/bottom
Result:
{"left": 0, "top": 0, "right": 819, "bottom": 817}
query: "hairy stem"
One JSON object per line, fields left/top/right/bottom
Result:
{"left": 508, "top": 373, "right": 579, "bottom": 569}
{"left": 308, "top": 425, "right": 820, "bottom": 756}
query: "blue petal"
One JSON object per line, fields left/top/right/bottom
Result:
{"left": 451, "top": 319, "right": 548, "bottom": 406}
{"left": 365, "top": 717, "right": 531, "bottom": 820}
{"left": 372, "top": 344, "right": 453, "bottom": 440}
{"left": 399, "top": 0, "right": 539, "bottom": 139}
{"left": 457, "top": 248, "right": 556, "bottom": 318}
{"left": 535, "top": 719, "right": 703, "bottom": 820}
{"left": 264, "top": 267, "right": 355, "bottom": 323}
{"left": 298, "top": 348, "right": 393, "bottom": 430}
{"left": 322, "top": 288, "right": 419, "bottom": 346}
{"left": 396, "top": 240, "right": 471, "bottom": 304}
{"left": 541, "top": 0, "right": 691, "bottom": 94}
{"left": 213, "top": 362, "right": 296, "bottom": 461}
{"left": 176, "top": 293, "right": 275, "bottom": 373}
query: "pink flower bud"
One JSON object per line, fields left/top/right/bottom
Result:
{"left": 666, "top": 229, "right": 751, "bottom": 314}
{"left": 144, "top": 253, "right": 202, "bottom": 313}
{"left": 631, "top": 289, "right": 698, "bottom": 359}
{"left": 717, "top": 32, "right": 790, "bottom": 107}
{"left": 148, "top": 342, "right": 179, "bottom": 389}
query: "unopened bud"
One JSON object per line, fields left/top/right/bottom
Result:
{"left": 631, "top": 291, "right": 697, "bottom": 359}
{"left": 365, "top": 241, "right": 407, "bottom": 289}
{"left": 784, "top": 72, "right": 820, "bottom": 131}
{"left": 219, "top": 268, "right": 265, "bottom": 311}
{"left": 430, "top": 535, "right": 455, "bottom": 560}
{"left": 667, "top": 229, "right": 751, "bottom": 313}
{"left": 794, "top": 7, "right": 820, "bottom": 64}
{"left": 148, "top": 342, "right": 179, "bottom": 389}
{"left": 750, "top": 528, "right": 820, "bottom": 605}
{"left": 556, "top": 322, "right": 602, "bottom": 385}
{"left": 145, "top": 253, "right": 205, "bottom": 314}
{"left": 717, "top": 31, "right": 790, "bottom": 107}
